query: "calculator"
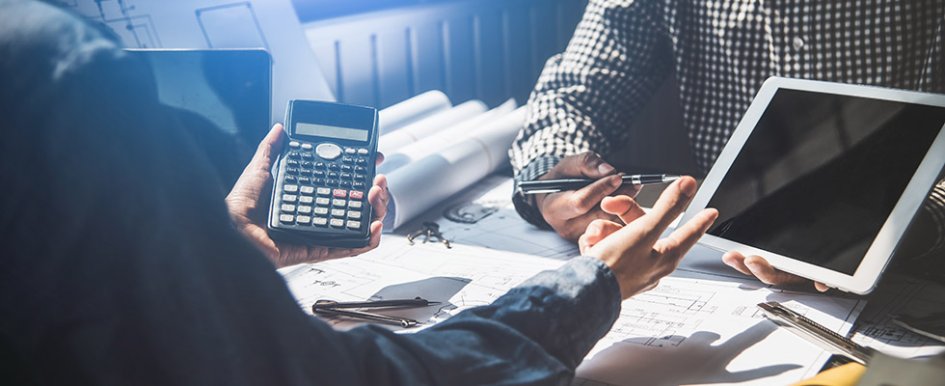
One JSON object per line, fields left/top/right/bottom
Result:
{"left": 267, "top": 100, "right": 379, "bottom": 248}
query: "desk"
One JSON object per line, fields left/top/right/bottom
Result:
{"left": 280, "top": 174, "right": 944, "bottom": 386}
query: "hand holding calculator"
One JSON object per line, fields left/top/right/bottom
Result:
{"left": 268, "top": 100, "right": 380, "bottom": 248}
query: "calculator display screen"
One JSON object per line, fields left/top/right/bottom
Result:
{"left": 296, "top": 122, "right": 368, "bottom": 142}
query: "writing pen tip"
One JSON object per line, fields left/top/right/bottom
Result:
{"left": 663, "top": 175, "right": 681, "bottom": 183}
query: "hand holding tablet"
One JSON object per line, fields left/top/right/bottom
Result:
{"left": 679, "top": 77, "right": 945, "bottom": 294}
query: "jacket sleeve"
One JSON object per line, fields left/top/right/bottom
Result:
{"left": 508, "top": 0, "right": 673, "bottom": 227}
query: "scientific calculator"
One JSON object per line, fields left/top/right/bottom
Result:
{"left": 268, "top": 100, "right": 379, "bottom": 248}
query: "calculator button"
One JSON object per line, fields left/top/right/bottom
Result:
{"left": 340, "top": 173, "right": 352, "bottom": 180}
{"left": 328, "top": 163, "right": 341, "bottom": 171}
{"left": 346, "top": 220, "right": 361, "bottom": 230}
{"left": 281, "top": 204, "right": 296, "bottom": 212}
{"left": 349, "top": 190, "right": 364, "bottom": 200}
{"left": 296, "top": 215, "right": 311, "bottom": 225}
{"left": 301, "top": 143, "right": 313, "bottom": 150}
{"left": 341, "top": 165, "right": 352, "bottom": 172}
{"left": 301, "top": 152, "right": 314, "bottom": 160}
{"left": 313, "top": 217, "right": 328, "bottom": 227}
{"left": 316, "top": 143, "right": 343, "bottom": 160}
{"left": 315, "top": 197, "right": 331, "bottom": 206}
{"left": 344, "top": 147, "right": 356, "bottom": 154}
{"left": 297, "top": 205, "right": 312, "bottom": 214}
{"left": 354, "top": 173, "right": 366, "bottom": 181}
{"left": 315, "top": 162, "right": 326, "bottom": 169}
{"left": 301, "top": 161, "right": 313, "bottom": 168}
{"left": 282, "top": 194, "right": 297, "bottom": 203}
{"left": 333, "top": 189, "right": 347, "bottom": 198}
{"left": 298, "top": 176, "right": 311, "bottom": 185}
{"left": 355, "top": 166, "right": 367, "bottom": 173}
{"left": 316, "top": 187, "right": 331, "bottom": 196}
{"left": 286, "top": 167, "right": 299, "bottom": 175}
{"left": 353, "top": 181, "right": 366, "bottom": 189}
{"left": 332, "top": 199, "right": 346, "bottom": 207}
{"left": 328, "top": 172, "right": 340, "bottom": 179}
{"left": 357, "top": 148, "right": 369, "bottom": 155}
{"left": 300, "top": 186, "right": 315, "bottom": 195}
{"left": 326, "top": 179, "right": 339, "bottom": 187}
{"left": 289, "top": 141, "right": 300, "bottom": 148}
{"left": 349, "top": 200, "right": 363, "bottom": 209}
{"left": 283, "top": 184, "right": 299, "bottom": 193}
{"left": 342, "top": 156, "right": 354, "bottom": 164}
{"left": 348, "top": 210, "right": 362, "bottom": 220}
{"left": 289, "top": 151, "right": 301, "bottom": 159}
{"left": 331, "top": 209, "right": 346, "bottom": 217}
{"left": 287, "top": 159, "right": 300, "bottom": 167}
{"left": 313, "top": 207, "right": 329, "bottom": 216}
{"left": 356, "top": 158, "right": 367, "bottom": 165}
{"left": 330, "top": 219, "right": 345, "bottom": 228}
{"left": 299, "top": 196, "right": 314, "bottom": 204}
{"left": 279, "top": 214, "right": 295, "bottom": 223}
{"left": 313, "top": 169, "right": 326, "bottom": 177}
{"left": 284, "top": 175, "right": 297, "bottom": 183}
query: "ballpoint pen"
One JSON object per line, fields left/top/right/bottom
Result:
{"left": 312, "top": 297, "right": 442, "bottom": 328}
{"left": 518, "top": 174, "right": 682, "bottom": 195}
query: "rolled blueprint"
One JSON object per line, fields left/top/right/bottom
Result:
{"left": 384, "top": 107, "right": 527, "bottom": 230}
{"left": 378, "top": 90, "right": 452, "bottom": 134}
{"left": 378, "top": 99, "right": 517, "bottom": 174}
{"left": 378, "top": 100, "right": 488, "bottom": 154}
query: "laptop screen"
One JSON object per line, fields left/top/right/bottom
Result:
{"left": 705, "top": 89, "right": 945, "bottom": 275}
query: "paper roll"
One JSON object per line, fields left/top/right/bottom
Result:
{"left": 378, "top": 100, "right": 487, "bottom": 154}
{"left": 378, "top": 99, "right": 517, "bottom": 175}
{"left": 384, "top": 107, "right": 527, "bottom": 230}
{"left": 378, "top": 90, "right": 452, "bottom": 135}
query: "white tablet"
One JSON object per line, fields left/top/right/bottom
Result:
{"left": 680, "top": 77, "right": 945, "bottom": 294}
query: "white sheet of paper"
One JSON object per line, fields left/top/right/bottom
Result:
{"left": 379, "top": 91, "right": 452, "bottom": 135}
{"left": 63, "top": 0, "right": 335, "bottom": 122}
{"left": 281, "top": 235, "right": 864, "bottom": 386}
{"left": 379, "top": 99, "right": 517, "bottom": 175}
{"left": 377, "top": 101, "right": 488, "bottom": 154}
{"left": 383, "top": 108, "right": 527, "bottom": 229}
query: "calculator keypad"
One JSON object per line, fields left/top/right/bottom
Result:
{"left": 277, "top": 140, "right": 371, "bottom": 231}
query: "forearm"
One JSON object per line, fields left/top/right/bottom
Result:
{"left": 339, "top": 256, "right": 621, "bottom": 386}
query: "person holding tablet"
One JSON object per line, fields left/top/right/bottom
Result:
{"left": 511, "top": 0, "right": 945, "bottom": 290}
{"left": 0, "top": 1, "right": 719, "bottom": 384}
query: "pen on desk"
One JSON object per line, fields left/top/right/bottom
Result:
{"left": 518, "top": 174, "right": 682, "bottom": 195}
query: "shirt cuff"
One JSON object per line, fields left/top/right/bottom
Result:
{"left": 511, "top": 155, "right": 561, "bottom": 229}
{"left": 500, "top": 256, "right": 622, "bottom": 368}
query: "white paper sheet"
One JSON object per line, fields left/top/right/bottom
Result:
{"left": 280, "top": 235, "right": 864, "bottom": 386}
{"left": 378, "top": 99, "right": 517, "bottom": 175}
{"left": 63, "top": 0, "right": 335, "bottom": 122}
{"left": 377, "top": 100, "right": 488, "bottom": 154}
{"left": 379, "top": 91, "right": 452, "bottom": 134}
{"left": 383, "top": 107, "right": 527, "bottom": 229}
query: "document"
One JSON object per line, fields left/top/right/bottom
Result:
{"left": 280, "top": 236, "right": 864, "bottom": 386}
{"left": 377, "top": 100, "right": 488, "bottom": 154}
{"left": 383, "top": 107, "right": 527, "bottom": 229}
{"left": 378, "top": 91, "right": 452, "bottom": 134}
{"left": 63, "top": 0, "right": 335, "bottom": 121}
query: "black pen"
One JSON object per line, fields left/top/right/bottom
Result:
{"left": 518, "top": 174, "right": 681, "bottom": 195}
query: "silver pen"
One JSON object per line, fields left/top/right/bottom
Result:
{"left": 518, "top": 174, "right": 681, "bottom": 195}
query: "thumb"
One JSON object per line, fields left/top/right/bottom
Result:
{"left": 554, "top": 152, "right": 616, "bottom": 179}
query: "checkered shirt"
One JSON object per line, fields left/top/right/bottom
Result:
{"left": 510, "top": 0, "right": 945, "bottom": 257}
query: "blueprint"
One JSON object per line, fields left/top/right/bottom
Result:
{"left": 57, "top": 0, "right": 335, "bottom": 122}
{"left": 849, "top": 274, "right": 945, "bottom": 358}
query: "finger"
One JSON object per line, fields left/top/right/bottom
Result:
{"left": 325, "top": 221, "right": 383, "bottom": 260}
{"left": 601, "top": 195, "right": 646, "bottom": 224}
{"left": 375, "top": 152, "right": 385, "bottom": 166}
{"left": 250, "top": 123, "right": 286, "bottom": 169}
{"left": 551, "top": 152, "right": 616, "bottom": 179}
{"left": 814, "top": 282, "right": 830, "bottom": 293}
{"left": 653, "top": 208, "right": 718, "bottom": 265}
{"left": 635, "top": 176, "right": 698, "bottom": 240}
{"left": 547, "top": 175, "right": 622, "bottom": 219}
{"left": 582, "top": 219, "right": 624, "bottom": 247}
{"left": 743, "top": 255, "right": 806, "bottom": 286}
{"left": 368, "top": 177, "right": 389, "bottom": 222}
{"left": 722, "top": 251, "right": 754, "bottom": 276}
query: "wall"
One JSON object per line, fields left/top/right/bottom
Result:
{"left": 303, "top": 0, "right": 588, "bottom": 109}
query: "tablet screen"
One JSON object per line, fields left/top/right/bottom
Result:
{"left": 706, "top": 89, "right": 945, "bottom": 275}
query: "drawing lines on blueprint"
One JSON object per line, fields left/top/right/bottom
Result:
{"left": 60, "top": 0, "right": 162, "bottom": 48}
{"left": 851, "top": 275, "right": 945, "bottom": 357}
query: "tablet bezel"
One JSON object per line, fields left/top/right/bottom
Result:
{"left": 679, "top": 77, "right": 945, "bottom": 294}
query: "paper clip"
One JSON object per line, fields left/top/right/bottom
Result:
{"left": 407, "top": 222, "right": 452, "bottom": 248}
